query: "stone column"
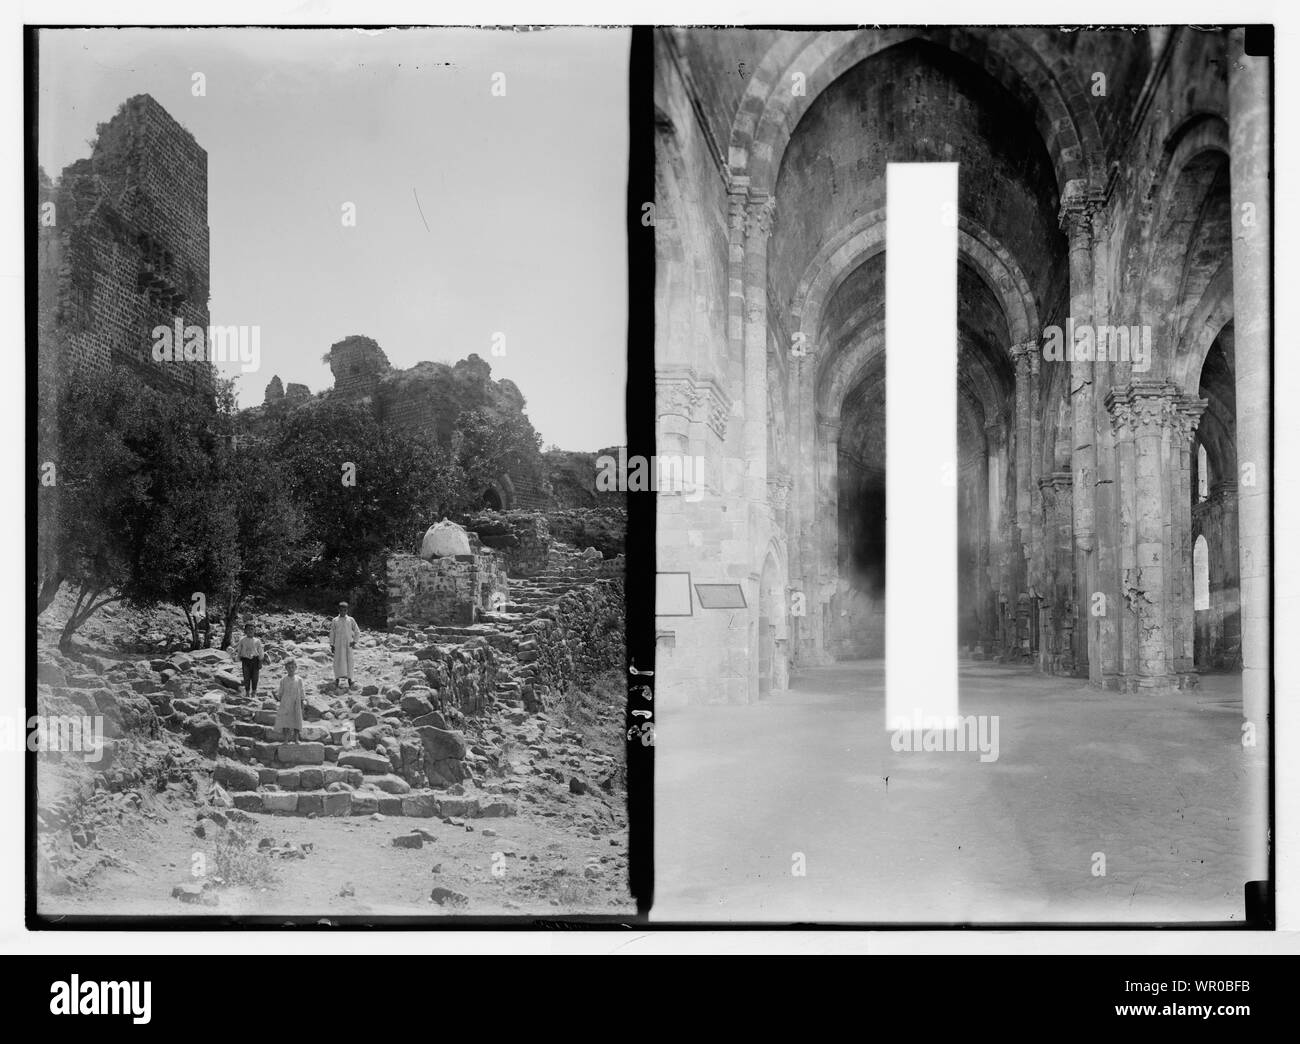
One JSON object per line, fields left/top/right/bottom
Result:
{"left": 723, "top": 183, "right": 748, "bottom": 495}
{"left": 740, "top": 194, "right": 776, "bottom": 703}
{"left": 1037, "top": 471, "right": 1074, "bottom": 673}
{"left": 1169, "top": 398, "right": 1207, "bottom": 684}
{"left": 984, "top": 418, "right": 1008, "bottom": 656}
{"left": 974, "top": 432, "right": 994, "bottom": 656}
{"left": 787, "top": 365, "right": 808, "bottom": 666}
{"left": 1061, "top": 191, "right": 1100, "bottom": 679}
{"left": 1010, "top": 342, "right": 1037, "bottom": 558}
{"left": 812, "top": 414, "right": 840, "bottom": 663}
{"left": 1028, "top": 345, "right": 1044, "bottom": 594}
{"left": 1109, "top": 390, "right": 1140, "bottom": 686}
{"left": 1227, "top": 28, "right": 1271, "bottom": 734}
{"left": 1089, "top": 206, "right": 1122, "bottom": 688}
{"left": 1106, "top": 382, "right": 1204, "bottom": 690}
{"left": 742, "top": 193, "right": 775, "bottom": 510}
{"left": 1133, "top": 388, "right": 1168, "bottom": 682}
{"left": 1217, "top": 480, "right": 1241, "bottom": 667}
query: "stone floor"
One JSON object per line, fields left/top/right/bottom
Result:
{"left": 653, "top": 659, "right": 1267, "bottom": 924}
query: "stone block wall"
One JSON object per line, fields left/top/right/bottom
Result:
{"left": 413, "top": 644, "right": 499, "bottom": 717}
{"left": 545, "top": 547, "right": 626, "bottom": 578}
{"left": 526, "top": 578, "right": 625, "bottom": 707}
{"left": 40, "top": 94, "right": 210, "bottom": 396}
{"left": 385, "top": 551, "right": 508, "bottom": 628}
{"left": 326, "top": 334, "right": 390, "bottom": 399}
{"left": 463, "top": 512, "right": 555, "bottom": 577}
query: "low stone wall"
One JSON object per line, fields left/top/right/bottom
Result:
{"left": 545, "top": 546, "right": 625, "bottom": 578}
{"left": 523, "top": 578, "right": 624, "bottom": 709}
{"left": 385, "top": 551, "right": 508, "bottom": 628}
{"left": 411, "top": 642, "right": 499, "bottom": 717}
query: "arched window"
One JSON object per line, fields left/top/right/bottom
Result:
{"left": 1197, "top": 443, "right": 1209, "bottom": 502}
{"left": 1193, "top": 534, "right": 1210, "bottom": 611}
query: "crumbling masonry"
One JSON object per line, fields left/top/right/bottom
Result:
{"left": 38, "top": 94, "right": 211, "bottom": 397}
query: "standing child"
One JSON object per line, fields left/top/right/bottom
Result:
{"left": 329, "top": 601, "right": 361, "bottom": 692}
{"left": 235, "top": 622, "right": 265, "bottom": 698}
{"left": 276, "top": 659, "right": 305, "bottom": 743}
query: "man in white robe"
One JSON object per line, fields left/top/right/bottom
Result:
{"left": 330, "top": 602, "right": 361, "bottom": 690}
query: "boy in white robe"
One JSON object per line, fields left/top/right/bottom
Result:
{"left": 330, "top": 602, "right": 360, "bottom": 691}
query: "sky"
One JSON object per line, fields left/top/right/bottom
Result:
{"left": 37, "top": 26, "right": 628, "bottom": 451}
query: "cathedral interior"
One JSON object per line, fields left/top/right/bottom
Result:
{"left": 652, "top": 27, "right": 1270, "bottom": 921}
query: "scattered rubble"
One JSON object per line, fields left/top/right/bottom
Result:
{"left": 35, "top": 513, "right": 629, "bottom": 914}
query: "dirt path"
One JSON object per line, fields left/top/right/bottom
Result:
{"left": 41, "top": 786, "right": 632, "bottom": 919}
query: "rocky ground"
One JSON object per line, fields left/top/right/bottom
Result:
{"left": 35, "top": 581, "right": 631, "bottom": 917}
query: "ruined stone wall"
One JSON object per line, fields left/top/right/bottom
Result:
{"left": 506, "top": 473, "right": 550, "bottom": 510}
{"left": 326, "top": 334, "right": 390, "bottom": 399}
{"left": 40, "top": 95, "right": 211, "bottom": 396}
{"left": 464, "top": 512, "right": 554, "bottom": 577}
{"left": 525, "top": 578, "right": 625, "bottom": 709}
{"left": 385, "top": 551, "right": 509, "bottom": 628}
{"left": 464, "top": 509, "right": 627, "bottom": 579}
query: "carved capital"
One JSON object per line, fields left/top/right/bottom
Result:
{"left": 1171, "top": 398, "right": 1208, "bottom": 443}
{"left": 745, "top": 194, "right": 777, "bottom": 241}
{"left": 655, "top": 379, "right": 700, "bottom": 420}
{"left": 1010, "top": 340, "right": 1040, "bottom": 377}
{"left": 767, "top": 473, "right": 792, "bottom": 512}
{"left": 1058, "top": 179, "right": 1104, "bottom": 239}
{"left": 656, "top": 368, "right": 731, "bottom": 441}
{"left": 1105, "top": 382, "right": 1205, "bottom": 443}
{"left": 727, "top": 187, "right": 748, "bottom": 236}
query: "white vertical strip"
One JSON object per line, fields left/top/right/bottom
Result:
{"left": 886, "top": 163, "right": 959, "bottom": 730}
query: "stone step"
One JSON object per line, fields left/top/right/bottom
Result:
{"left": 476, "top": 613, "right": 525, "bottom": 626}
{"left": 218, "top": 761, "right": 365, "bottom": 791}
{"left": 229, "top": 739, "right": 344, "bottom": 767}
{"left": 228, "top": 787, "right": 517, "bottom": 819}
{"left": 230, "top": 721, "right": 352, "bottom": 744}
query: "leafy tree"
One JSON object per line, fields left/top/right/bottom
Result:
{"left": 212, "top": 438, "right": 307, "bottom": 648}
{"left": 38, "top": 369, "right": 150, "bottom": 649}
{"left": 38, "top": 368, "right": 229, "bottom": 651}
{"left": 114, "top": 377, "right": 231, "bottom": 650}
{"left": 271, "top": 398, "right": 462, "bottom": 574}
{"left": 453, "top": 405, "right": 546, "bottom": 510}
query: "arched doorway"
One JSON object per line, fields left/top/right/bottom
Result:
{"left": 1190, "top": 325, "right": 1241, "bottom": 672}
